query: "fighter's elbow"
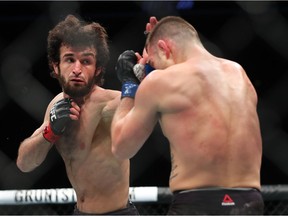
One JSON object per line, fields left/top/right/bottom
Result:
{"left": 16, "top": 158, "right": 36, "bottom": 173}
{"left": 16, "top": 160, "right": 28, "bottom": 172}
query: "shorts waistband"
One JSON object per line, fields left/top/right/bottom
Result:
{"left": 174, "top": 187, "right": 259, "bottom": 195}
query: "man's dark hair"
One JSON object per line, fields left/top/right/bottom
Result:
{"left": 47, "top": 14, "right": 109, "bottom": 86}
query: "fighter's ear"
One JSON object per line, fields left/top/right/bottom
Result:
{"left": 95, "top": 67, "right": 102, "bottom": 76}
{"left": 52, "top": 63, "right": 60, "bottom": 75}
{"left": 157, "top": 40, "right": 171, "bottom": 59}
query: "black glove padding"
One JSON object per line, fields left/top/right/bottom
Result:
{"left": 49, "top": 98, "right": 72, "bottom": 135}
{"left": 115, "top": 50, "right": 139, "bottom": 84}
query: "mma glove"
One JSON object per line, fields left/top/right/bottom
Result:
{"left": 115, "top": 50, "right": 140, "bottom": 99}
{"left": 43, "top": 98, "right": 72, "bottom": 144}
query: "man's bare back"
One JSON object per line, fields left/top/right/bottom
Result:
{"left": 111, "top": 15, "right": 263, "bottom": 215}
{"left": 156, "top": 56, "right": 262, "bottom": 192}
{"left": 112, "top": 16, "right": 264, "bottom": 215}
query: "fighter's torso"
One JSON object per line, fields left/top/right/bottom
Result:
{"left": 54, "top": 87, "right": 130, "bottom": 213}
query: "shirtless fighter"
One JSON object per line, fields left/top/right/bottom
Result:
{"left": 16, "top": 14, "right": 139, "bottom": 215}
{"left": 111, "top": 16, "right": 264, "bottom": 215}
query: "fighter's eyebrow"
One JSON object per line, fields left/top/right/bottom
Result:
{"left": 82, "top": 52, "right": 96, "bottom": 57}
{"left": 63, "top": 53, "right": 74, "bottom": 57}
{"left": 62, "top": 52, "right": 95, "bottom": 58}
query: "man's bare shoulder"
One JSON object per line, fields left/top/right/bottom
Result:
{"left": 47, "top": 92, "right": 64, "bottom": 108}
{"left": 91, "top": 86, "right": 120, "bottom": 99}
{"left": 218, "top": 57, "right": 244, "bottom": 71}
{"left": 105, "top": 88, "right": 121, "bottom": 98}
{"left": 89, "top": 86, "right": 121, "bottom": 110}
{"left": 140, "top": 69, "right": 164, "bottom": 88}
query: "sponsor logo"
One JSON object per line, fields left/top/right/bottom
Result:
{"left": 221, "top": 194, "right": 235, "bottom": 206}
{"left": 14, "top": 189, "right": 76, "bottom": 204}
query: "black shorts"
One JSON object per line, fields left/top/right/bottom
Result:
{"left": 73, "top": 200, "right": 139, "bottom": 215}
{"left": 168, "top": 187, "right": 264, "bottom": 215}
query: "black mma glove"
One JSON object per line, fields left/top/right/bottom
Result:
{"left": 115, "top": 50, "right": 139, "bottom": 98}
{"left": 43, "top": 98, "right": 72, "bottom": 143}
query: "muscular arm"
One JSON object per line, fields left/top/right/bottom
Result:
{"left": 16, "top": 123, "right": 53, "bottom": 172}
{"left": 16, "top": 93, "right": 79, "bottom": 172}
{"left": 16, "top": 95, "right": 56, "bottom": 173}
{"left": 111, "top": 80, "right": 158, "bottom": 160}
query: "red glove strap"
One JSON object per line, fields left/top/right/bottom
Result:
{"left": 43, "top": 124, "right": 60, "bottom": 144}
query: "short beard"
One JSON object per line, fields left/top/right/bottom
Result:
{"left": 58, "top": 73, "right": 95, "bottom": 98}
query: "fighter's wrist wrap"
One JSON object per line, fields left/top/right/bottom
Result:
{"left": 133, "top": 63, "right": 155, "bottom": 82}
{"left": 145, "top": 63, "right": 154, "bottom": 74}
{"left": 121, "top": 81, "right": 139, "bottom": 99}
{"left": 43, "top": 124, "right": 60, "bottom": 144}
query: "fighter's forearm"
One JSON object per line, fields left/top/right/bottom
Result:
{"left": 17, "top": 127, "right": 53, "bottom": 172}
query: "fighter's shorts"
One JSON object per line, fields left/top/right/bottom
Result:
{"left": 167, "top": 187, "right": 264, "bottom": 215}
{"left": 73, "top": 200, "right": 139, "bottom": 215}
